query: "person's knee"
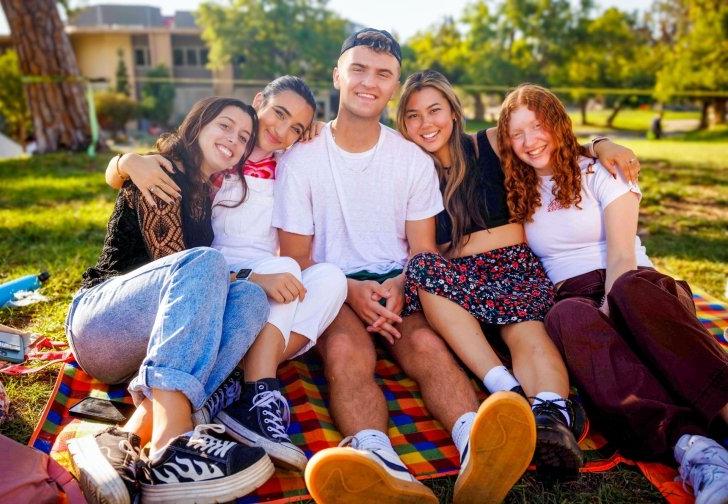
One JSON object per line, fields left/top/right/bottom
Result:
{"left": 406, "top": 251, "right": 442, "bottom": 277}
{"left": 262, "top": 256, "right": 302, "bottom": 279}
{"left": 178, "top": 247, "right": 228, "bottom": 282}
{"left": 230, "top": 280, "right": 270, "bottom": 329}
{"left": 397, "top": 324, "right": 452, "bottom": 375}
{"left": 306, "top": 263, "right": 347, "bottom": 303}
{"left": 322, "top": 332, "right": 376, "bottom": 383}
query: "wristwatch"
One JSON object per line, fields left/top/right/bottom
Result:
{"left": 235, "top": 268, "right": 253, "bottom": 280}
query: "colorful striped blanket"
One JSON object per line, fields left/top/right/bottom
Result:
{"left": 29, "top": 291, "right": 728, "bottom": 503}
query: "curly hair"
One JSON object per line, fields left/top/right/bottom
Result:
{"left": 496, "top": 84, "right": 588, "bottom": 223}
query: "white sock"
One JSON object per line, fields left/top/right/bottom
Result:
{"left": 483, "top": 366, "right": 520, "bottom": 394}
{"left": 354, "top": 429, "right": 396, "bottom": 454}
{"left": 149, "top": 431, "right": 194, "bottom": 464}
{"left": 534, "top": 391, "right": 571, "bottom": 426}
{"left": 451, "top": 411, "right": 476, "bottom": 459}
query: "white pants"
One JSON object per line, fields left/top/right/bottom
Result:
{"left": 231, "top": 256, "right": 347, "bottom": 358}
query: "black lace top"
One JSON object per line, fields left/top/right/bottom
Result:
{"left": 80, "top": 166, "right": 214, "bottom": 289}
{"left": 435, "top": 130, "right": 512, "bottom": 245}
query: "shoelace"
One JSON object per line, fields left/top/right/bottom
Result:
{"left": 186, "top": 424, "right": 236, "bottom": 457}
{"left": 202, "top": 378, "right": 242, "bottom": 418}
{"left": 679, "top": 444, "right": 728, "bottom": 492}
{"left": 338, "top": 435, "right": 357, "bottom": 448}
{"left": 250, "top": 390, "right": 291, "bottom": 441}
{"left": 530, "top": 397, "right": 572, "bottom": 427}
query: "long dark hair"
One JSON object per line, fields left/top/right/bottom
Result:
{"left": 397, "top": 70, "right": 488, "bottom": 253}
{"left": 155, "top": 96, "right": 258, "bottom": 209}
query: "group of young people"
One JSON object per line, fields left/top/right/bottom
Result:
{"left": 63, "top": 28, "right": 728, "bottom": 504}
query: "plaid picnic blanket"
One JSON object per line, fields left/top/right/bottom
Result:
{"left": 29, "top": 290, "right": 728, "bottom": 503}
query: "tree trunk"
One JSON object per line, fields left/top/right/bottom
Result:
{"left": 710, "top": 98, "right": 726, "bottom": 126}
{"left": 0, "top": 0, "right": 91, "bottom": 153}
{"left": 471, "top": 92, "right": 484, "bottom": 122}
{"left": 605, "top": 99, "right": 624, "bottom": 128}
{"left": 699, "top": 99, "right": 710, "bottom": 130}
{"left": 580, "top": 99, "right": 589, "bottom": 126}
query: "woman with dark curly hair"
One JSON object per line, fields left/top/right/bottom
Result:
{"left": 498, "top": 83, "right": 728, "bottom": 504}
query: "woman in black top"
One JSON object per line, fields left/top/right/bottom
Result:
{"left": 65, "top": 97, "right": 275, "bottom": 504}
{"left": 396, "top": 70, "right": 641, "bottom": 484}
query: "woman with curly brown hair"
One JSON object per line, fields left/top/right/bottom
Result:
{"left": 396, "top": 70, "right": 641, "bottom": 482}
{"left": 498, "top": 83, "right": 728, "bottom": 504}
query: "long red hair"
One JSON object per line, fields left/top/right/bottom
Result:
{"left": 497, "top": 84, "right": 588, "bottom": 223}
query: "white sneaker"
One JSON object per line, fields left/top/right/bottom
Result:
{"left": 304, "top": 436, "right": 437, "bottom": 504}
{"left": 675, "top": 434, "right": 728, "bottom": 504}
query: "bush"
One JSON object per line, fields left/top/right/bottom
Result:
{"left": 140, "top": 65, "right": 175, "bottom": 126}
{"left": 94, "top": 91, "right": 138, "bottom": 135}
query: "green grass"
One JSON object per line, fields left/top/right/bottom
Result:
{"left": 1, "top": 146, "right": 724, "bottom": 502}
{"left": 568, "top": 109, "right": 700, "bottom": 132}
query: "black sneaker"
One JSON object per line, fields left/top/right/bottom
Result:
{"left": 67, "top": 426, "right": 143, "bottom": 504}
{"left": 531, "top": 397, "right": 584, "bottom": 479}
{"left": 216, "top": 378, "right": 307, "bottom": 471}
{"left": 140, "top": 424, "right": 274, "bottom": 504}
{"left": 192, "top": 369, "right": 243, "bottom": 426}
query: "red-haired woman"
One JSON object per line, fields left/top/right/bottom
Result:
{"left": 498, "top": 83, "right": 728, "bottom": 504}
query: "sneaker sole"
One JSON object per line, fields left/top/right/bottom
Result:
{"left": 140, "top": 454, "right": 274, "bottom": 504}
{"left": 217, "top": 410, "right": 308, "bottom": 472}
{"left": 304, "top": 447, "right": 438, "bottom": 504}
{"left": 454, "top": 391, "right": 537, "bottom": 504}
{"left": 67, "top": 436, "right": 131, "bottom": 504}
{"left": 534, "top": 426, "right": 584, "bottom": 479}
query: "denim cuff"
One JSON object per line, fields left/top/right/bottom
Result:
{"left": 128, "top": 364, "right": 207, "bottom": 410}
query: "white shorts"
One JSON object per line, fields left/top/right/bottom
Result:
{"left": 230, "top": 256, "right": 347, "bottom": 358}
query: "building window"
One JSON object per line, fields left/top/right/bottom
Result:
{"left": 173, "top": 46, "right": 208, "bottom": 67}
{"left": 173, "top": 48, "right": 184, "bottom": 66}
{"left": 134, "top": 47, "right": 150, "bottom": 67}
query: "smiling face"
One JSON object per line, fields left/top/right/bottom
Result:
{"left": 253, "top": 90, "right": 315, "bottom": 154}
{"left": 507, "top": 105, "right": 556, "bottom": 176}
{"left": 197, "top": 105, "right": 253, "bottom": 176}
{"left": 334, "top": 46, "right": 400, "bottom": 120}
{"left": 403, "top": 86, "right": 456, "bottom": 166}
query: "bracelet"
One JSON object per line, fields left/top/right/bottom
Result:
{"left": 589, "top": 136, "right": 610, "bottom": 158}
{"left": 114, "top": 154, "right": 129, "bottom": 181}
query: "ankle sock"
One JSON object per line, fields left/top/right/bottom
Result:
{"left": 149, "top": 431, "right": 193, "bottom": 464}
{"left": 483, "top": 366, "right": 520, "bottom": 394}
{"left": 451, "top": 411, "right": 476, "bottom": 459}
{"left": 354, "top": 429, "right": 396, "bottom": 454}
{"left": 534, "top": 391, "right": 570, "bottom": 426}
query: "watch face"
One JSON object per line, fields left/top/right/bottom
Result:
{"left": 235, "top": 268, "right": 252, "bottom": 280}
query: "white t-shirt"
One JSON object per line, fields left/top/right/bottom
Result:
{"left": 272, "top": 122, "right": 443, "bottom": 274}
{"left": 525, "top": 159, "right": 653, "bottom": 284}
{"left": 211, "top": 173, "right": 277, "bottom": 266}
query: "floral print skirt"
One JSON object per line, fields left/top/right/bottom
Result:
{"left": 403, "top": 244, "right": 554, "bottom": 324}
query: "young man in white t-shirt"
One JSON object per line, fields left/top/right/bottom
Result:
{"left": 273, "top": 29, "right": 536, "bottom": 504}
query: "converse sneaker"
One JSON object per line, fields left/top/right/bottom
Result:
{"left": 140, "top": 424, "right": 274, "bottom": 504}
{"left": 304, "top": 436, "right": 438, "bottom": 504}
{"left": 67, "top": 426, "right": 143, "bottom": 504}
{"left": 531, "top": 396, "right": 584, "bottom": 478}
{"left": 454, "top": 391, "right": 536, "bottom": 504}
{"left": 216, "top": 378, "right": 307, "bottom": 471}
{"left": 192, "top": 369, "right": 243, "bottom": 426}
{"left": 675, "top": 434, "right": 728, "bottom": 504}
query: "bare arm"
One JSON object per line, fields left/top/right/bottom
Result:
{"left": 602, "top": 191, "right": 641, "bottom": 314}
{"left": 278, "top": 229, "right": 316, "bottom": 270}
{"left": 106, "top": 153, "right": 181, "bottom": 206}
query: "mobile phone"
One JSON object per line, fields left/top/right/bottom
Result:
{"left": 0, "top": 331, "right": 25, "bottom": 364}
{"left": 68, "top": 396, "right": 136, "bottom": 424}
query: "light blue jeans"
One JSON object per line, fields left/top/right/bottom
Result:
{"left": 66, "top": 247, "right": 269, "bottom": 409}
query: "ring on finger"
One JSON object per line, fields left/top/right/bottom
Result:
{"left": 150, "top": 186, "right": 156, "bottom": 193}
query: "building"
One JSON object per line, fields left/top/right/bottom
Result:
{"left": 0, "top": 3, "right": 334, "bottom": 124}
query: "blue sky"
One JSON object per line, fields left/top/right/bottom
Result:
{"left": 1, "top": 0, "right": 653, "bottom": 40}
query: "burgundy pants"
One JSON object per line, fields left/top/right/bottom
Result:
{"left": 545, "top": 268, "right": 728, "bottom": 460}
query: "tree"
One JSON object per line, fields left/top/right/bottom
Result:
{"left": 115, "top": 49, "right": 130, "bottom": 96}
{"left": 0, "top": 0, "right": 91, "bottom": 152}
{"left": 0, "top": 50, "right": 32, "bottom": 149}
{"left": 140, "top": 65, "right": 175, "bottom": 126}
{"left": 655, "top": 0, "right": 728, "bottom": 128}
{"left": 197, "top": 0, "right": 348, "bottom": 82}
